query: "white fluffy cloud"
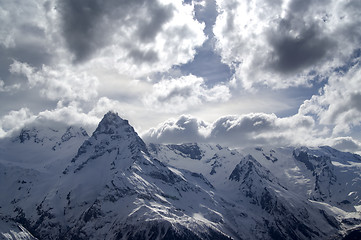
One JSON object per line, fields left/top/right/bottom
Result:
{"left": 37, "top": 104, "right": 99, "bottom": 131}
{"left": 57, "top": 0, "right": 206, "bottom": 77}
{"left": 1, "top": 0, "right": 206, "bottom": 76}
{"left": 0, "top": 103, "right": 103, "bottom": 138}
{"left": 209, "top": 113, "right": 315, "bottom": 146}
{"left": 299, "top": 63, "right": 361, "bottom": 135}
{"left": 143, "top": 74, "right": 230, "bottom": 113}
{"left": 0, "top": 108, "right": 35, "bottom": 134}
{"left": 142, "top": 113, "right": 321, "bottom": 148}
{"left": 213, "top": 0, "right": 361, "bottom": 89}
{"left": 142, "top": 112, "right": 361, "bottom": 153}
{"left": 9, "top": 60, "right": 99, "bottom": 102}
{"left": 0, "top": 104, "right": 101, "bottom": 138}
{"left": 143, "top": 115, "right": 209, "bottom": 144}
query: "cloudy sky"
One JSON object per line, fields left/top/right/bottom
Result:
{"left": 0, "top": 0, "right": 361, "bottom": 153}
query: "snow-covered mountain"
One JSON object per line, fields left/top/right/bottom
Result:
{"left": 0, "top": 121, "right": 88, "bottom": 172}
{"left": 0, "top": 112, "right": 360, "bottom": 239}
{"left": 241, "top": 146, "right": 361, "bottom": 210}
{"left": 150, "top": 143, "right": 361, "bottom": 238}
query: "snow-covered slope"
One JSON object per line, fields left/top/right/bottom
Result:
{"left": 148, "top": 143, "right": 242, "bottom": 189}
{"left": 149, "top": 143, "right": 346, "bottom": 239}
{"left": 0, "top": 122, "right": 88, "bottom": 172}
{"left": 0, "top": 113, "right": 233, "bottom": 239}
{"left": 0, "top": 112, "right": 360, "bottom": 239}
{"left": 150, "top": 143, "right": 361, "bottom": 238}
{"left": 241, "top": 146, "right": 361, "bottom": 210}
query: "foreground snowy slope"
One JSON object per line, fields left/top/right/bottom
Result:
{"left": 0, "top": 112, "right": 359, "bottom": 239}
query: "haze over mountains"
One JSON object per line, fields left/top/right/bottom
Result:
{"left": 0, "top": 112, "right": 360, "bottom": 239}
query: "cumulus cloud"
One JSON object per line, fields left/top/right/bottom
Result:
{"left": 143, "top": 74, "right": 230, "bottom": 113}
{"left": 88, "top": 97, "right": 127, "bottom": 119}
{"left": 213, "top": 0, "right": 361, "bottom": 89}
{"left": 0, "top": 0, "right": 207, "bottom": 104}
{"left": 2, "top": 0, "right": 207, "bottom": 76}
{"left": 208, "top": 113, "right": 315, "bottom": 147}
{"left": 0, "top": 108, "right": 35, "bottom": 137}
{"left": 299, "top": 63, "right": 361, "bottom": 135}
{"left": 142, "top": 113, "right": 321, "bottom": 149}
{"left": 37, "top": 104, "right": 99, "bottom": 131}
{"left": 0, "top": 104, "right": 102, "bottom": 138}
{"left": 56, "top": 0, "right": 206, "bottom": 76}
{"left": 0, "top": 108, "right": 35, "bottom": 132}
{"left": 0, "top": 103, "right": 102, "bottom": 138}
{"left": 143, "top": 115, "right": 209, "bottom": 144}
{"left": 142, "top": 112, "right": 360, "bottom": 153}
{"left": 58, "top": 0, "right": 173, "bottom": 62}
{"left": 10, "top": 60, "right": 98, "bottom": 102}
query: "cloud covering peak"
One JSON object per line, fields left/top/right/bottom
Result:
{"left": 142, "top": 113, "right": 361, "bottom": 153}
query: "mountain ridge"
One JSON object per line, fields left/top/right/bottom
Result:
{"left": 0, "top": 112, "right": 360, "bottom": 239}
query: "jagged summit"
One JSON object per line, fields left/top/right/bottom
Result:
{"left": 91, "top": 112, "right": 147, "bottom": 151}
{"left": 93, "top": 111, "right": 130, "bottom": 136}
{"left": 92, "top": 112, "right": 146, "bottom": 149}
{"left": 67, "top": 112, "right": 148, "bottom": 173}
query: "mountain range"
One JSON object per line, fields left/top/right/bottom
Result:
{"left": 0, "top": 112, "right": 360, "bottom": 240}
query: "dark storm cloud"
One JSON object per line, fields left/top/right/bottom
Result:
{"left": 270, "top": 0, "right": 332, "bottom": 74}
{"left": 136, "top": 3, "right": 173, "bottom": 43}
{"left": 268, "top": 23, "right": 335, "bottom": 74}
{"left": 214, "top": 0, "right": 361, "bottom": 89}
{"left": 58, "top": 0, "right": 173, "bottom": 63}
{"left": 59, "top": 0, "right": 104, "bottom": 62}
